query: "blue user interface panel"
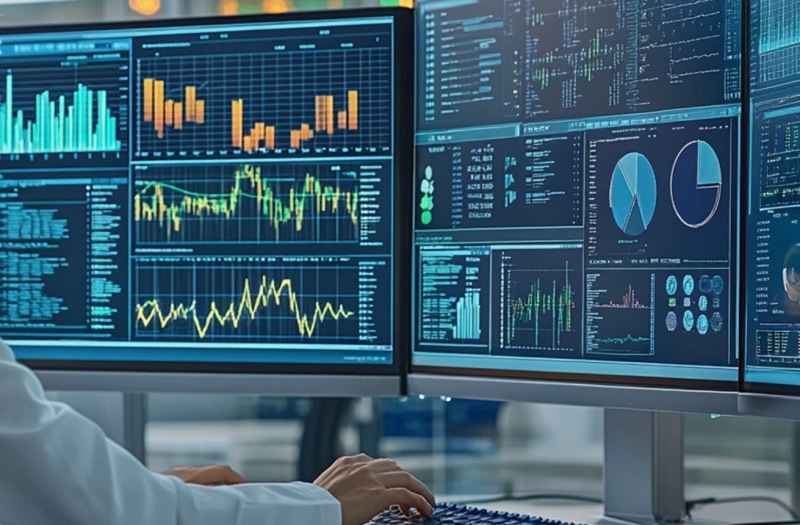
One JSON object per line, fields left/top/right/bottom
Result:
{"left": 0, "top": 15, "right": 398, "bottom": 368}
{"left": 413, "top": 0, "right": 742, "bottom": 384}
{"left": 745, "top": 1, "right": 800, "bottom": 390}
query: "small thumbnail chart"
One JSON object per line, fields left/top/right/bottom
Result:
{"left": 418, "top": 248, "right": 491, "bottom": 349}
{"left": 497, "top": 247, "right": 582, "bottom": 353}
{"left": 670, "top": 140, "right": 723, "bottom": 228}
{"left": 753, "top": 94, "right": 800, "bottom": 209}
{"left": 135, "top": 46, "right": 391, "bottom": 158}
{"left": 586, "top": 271, "right": 655, "bottom": 356}
{"left": 133, "top": 257, "right": 388, "bottom": 345}
{"left": 133, "top": 162, "right": 387, "bottom": 246}
{"left": 609, "top": 152, "right": 657, "bottom": 237}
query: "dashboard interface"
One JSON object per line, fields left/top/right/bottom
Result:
{"left": 0, "top": 15, "right": 400, "bottom": 368}
{"left": 745, "top": 0, "right": 800, "bottom": 389}
{"left": 413, "top": 0, "right": 742, "bottom": 384}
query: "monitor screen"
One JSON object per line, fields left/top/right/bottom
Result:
{"left": 0, "top": 10, "right": 411, "bottom": 375}
{"left": 412, "top": 0, "right": 742, "bottom": 387}
{"left": 744, "top": 0, "right": 800, "bottom": 393}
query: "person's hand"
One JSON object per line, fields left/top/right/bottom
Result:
{"left": 162, "top": 464, "right": 247, "bottom": 486}
{"left": 314, "top": 454, "right": 436, "bottom": 525}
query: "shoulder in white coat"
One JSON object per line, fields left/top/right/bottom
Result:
{"left": 0, "top": 339, "right": 341, "bottom": 525}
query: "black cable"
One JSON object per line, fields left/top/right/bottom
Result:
{"left": 460, "top": 493, "right": 603, "bottom": 506}
{"left": 685, "top": 496, "right": 799, "bottom": 521}
{"left": 732, "top": 521, "right": 800, "bottom": 525}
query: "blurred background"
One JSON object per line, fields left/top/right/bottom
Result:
{"left": 1, "top": 0, "right": 798, "bottom": 522}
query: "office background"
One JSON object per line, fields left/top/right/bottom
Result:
{"left": 0, "top": 0, "right": 794, "bottom": 523}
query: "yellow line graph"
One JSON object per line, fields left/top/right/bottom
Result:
{"left": 135, "top": 275, "right": 353, "bottom": 339}
{"left": 133, "top": 164, "right": 358, "bottom": 240}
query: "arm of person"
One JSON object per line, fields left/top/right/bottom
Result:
{"left": 0, "top": 339, "right": 341, "bottom": 525}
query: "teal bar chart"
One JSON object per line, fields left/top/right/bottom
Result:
{"left": 0, "top": 72, "right": 121, "bottom": 154}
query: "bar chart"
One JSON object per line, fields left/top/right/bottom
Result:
{"left": 0, "top": 60, "right": 127, "bottom": 159}
{"left": 0, "top": 73, "right": 121, "bottom": 154}
{"left": 135, "top": 47, "right": 391, "bottom": 159}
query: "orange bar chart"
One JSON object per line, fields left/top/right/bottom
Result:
{"left": 196, "top": 100, "right": 205, "bottom": 124}
{"left": 154, "top": 80, "right": 165, "bottom": 138}
{"left": 326, "top": 96, "right": 334, "bottom": 135}
{"left": 185, "top": 86, "right": 196, "bottom": 122}
{"left": 348, "top": 90, "right": 358, "bottom": 130}
{"left": 143, "top": 78, "right": 154, "bottom": 122}
{"left": 174, "top": 102, "right": 183, "bottom": 130}
{"left": 231, "top": 99, "right": 243, "bottom": 149}
{"left": 142, "top": 77, "right": 206, "bottom": 139}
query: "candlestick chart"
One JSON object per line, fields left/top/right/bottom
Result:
{"left": 135, "top": 47, "right": 391, "bottom": 158}
{"left": 499, "top": 249, "right": 582, "bottom": 352}
{"left": 133, "top": 259, "right": 362, "bottom": 344}
{"left": 524, "top": 0, "right": 740, "bottom": 122}
{"left": 133, "top": 163, "right": 362, "bottom": 245}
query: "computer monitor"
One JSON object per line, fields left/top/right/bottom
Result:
{"left": 0, "top": 8, "right": 413, "bottom": 396}
{"left": 741, "top": 0, "right": 800, "bottom": 418}
{"left": 410, "top": 0, "right": 742, "bottom": 413}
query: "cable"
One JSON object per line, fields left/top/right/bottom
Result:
{"left": 686, "top": 496, "right": 799, "bottom": 521}
{"left": 732, "top": 521, "right": 800, "bottom": 525}
{"left": 460, "top": 493, "right": 603, "bottom": 506}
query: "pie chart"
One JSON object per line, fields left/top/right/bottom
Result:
{"left": 670, "top": 140, "right": 722, "bottom": 228}
{"left": 610, "top": 152, "right": 657, "bottom": 236}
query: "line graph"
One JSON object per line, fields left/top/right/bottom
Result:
{"left": 133, "top": 163, "right": 362, "bottom": 245}
{"left": 586, "top": 271, "right": 655, "bottom": 356}
{"left": 597, "top": 283, "right": 650, "bottom": 309}
{"left": 133, "top": 259, "right": 364, "bottom": 344}
{"left": 499, "top": 249, "right": 582, "bottom": 352}
{"left": 135, "top": 48, "right": 391, "bottom": 158}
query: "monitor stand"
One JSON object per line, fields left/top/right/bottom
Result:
{"left": 598, "top": 409, "right": 722, "bottom": 525}
{"left": 49, "top": 391, "right": 147, "bottom": 463}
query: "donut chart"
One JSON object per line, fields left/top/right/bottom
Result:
{"left": 610, "top": 152, "right": 657, "bottom": 236}
{"left": 670, "top": 140, "right": 722, "bottom": 229}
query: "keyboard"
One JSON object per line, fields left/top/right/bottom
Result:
{"left": 368, "top": 503, "right": 585, "bottom": 525}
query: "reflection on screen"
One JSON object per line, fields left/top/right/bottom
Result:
{"left": 413, "top": 0, "right": 742, "bottom": 383}
{"left": 746, "top": 0, "right": 800, "bottom": 388}
{"left": 0, "top": 16, "right": 397, "bottom": 366}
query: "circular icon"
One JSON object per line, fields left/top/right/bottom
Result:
{"left": 666, "top": 311, "right": 678, "bottom": 332}
{"left": 711, "top": 312, "right": 724, "bottom": 332}
{"left": 712, "top": 276, "right": 724, "bottom": 295}
{"left": 666, "top": 276, "right": 678, "bottom": 296}
{"left": 670, "top": 140, "right": 722, "bottom": 229}
{"left": 699, "top": 275, "right": 712, "bottom": 294}
{"left": 697, "top": 315, "right": 709, "bottom": 335}
{"left": 683, "top": 275, "right": 695, "bottom": 296}
{"left": 713, "top": 297, "right": 721, "bottom": 309}
{"left": 683, "top": 310, "right": 695, "bottom": 331}
{"left": 610, "top": 152, "right": 657, "bottom": 236}
{"left": 699, "top": 296, "right": 708, "bottom": 312}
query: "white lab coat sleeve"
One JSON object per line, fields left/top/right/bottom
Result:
{"left": 0, "top": 340, "right": 342, "bottom": 525}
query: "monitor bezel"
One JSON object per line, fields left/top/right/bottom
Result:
{"left": 408, "top": 0, "right": 744, "bottom": 395}
{"left": 738, "top": 0, "right": 800, "bottom": 402}
{"left": 0, "top": 7, "right": 414, "bottom": 380}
